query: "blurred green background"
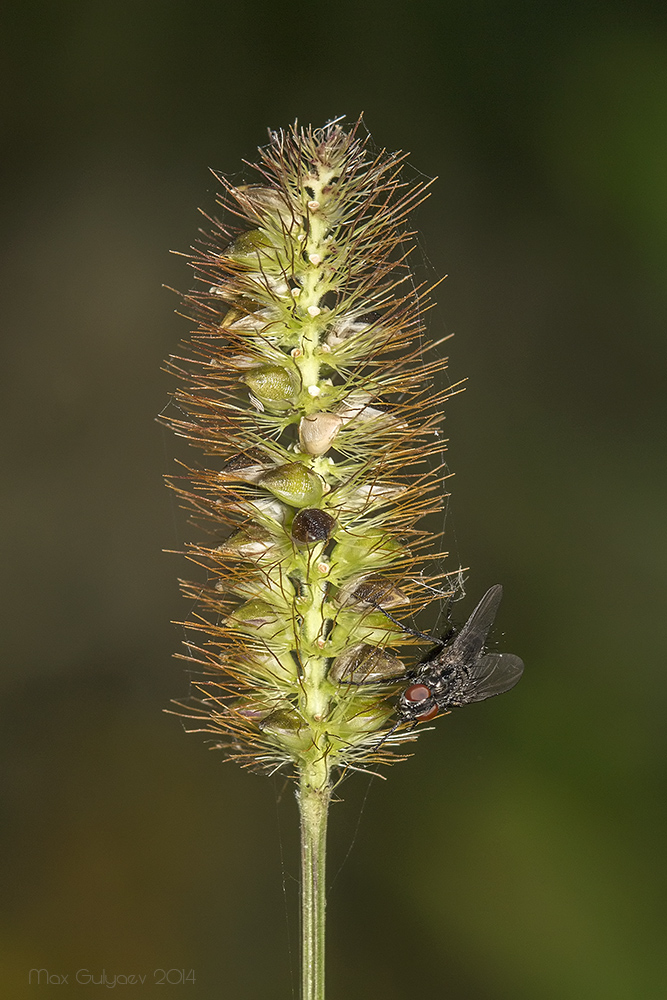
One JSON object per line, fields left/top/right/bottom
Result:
{"left": 1, "top": 1, "right": 666, "bottom": 997}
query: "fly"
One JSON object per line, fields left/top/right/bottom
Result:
{"left": 397, "top": 584, "right": 524, "bottom": 722}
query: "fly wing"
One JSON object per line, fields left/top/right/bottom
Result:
{"left": 449, "top": 585, "right": 504, "bottom": 663}
{"left": 464, "top": 653, "right": 524, "bottom": 702}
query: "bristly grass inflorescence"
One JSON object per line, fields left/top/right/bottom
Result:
{"left": 162, "top": 119, "right": 463, "bottom": 782}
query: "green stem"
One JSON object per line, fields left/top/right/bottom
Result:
{"left": 299, "top": 762, "right": 331, "bottom": 1000}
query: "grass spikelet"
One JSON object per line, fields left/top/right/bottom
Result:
{"left": 162, "top": 120, "right": 457, "bottom": 779}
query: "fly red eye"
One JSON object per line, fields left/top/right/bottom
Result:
{"left": 415, "top": 703, "right": 439, "bottom": 721}
{"left": 403, "top": 684, "right": 431, "bottom": 704}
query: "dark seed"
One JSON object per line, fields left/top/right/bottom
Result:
{"left": 291, "top": 508, "right": 336, "bottom": 545}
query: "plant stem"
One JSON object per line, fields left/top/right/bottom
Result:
{"left": 299, "top": 761, "right": 331, "bottom": 1000}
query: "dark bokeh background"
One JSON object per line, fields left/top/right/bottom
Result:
{"left": 2, "top": 1, "right": 666, "bottom": 997}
